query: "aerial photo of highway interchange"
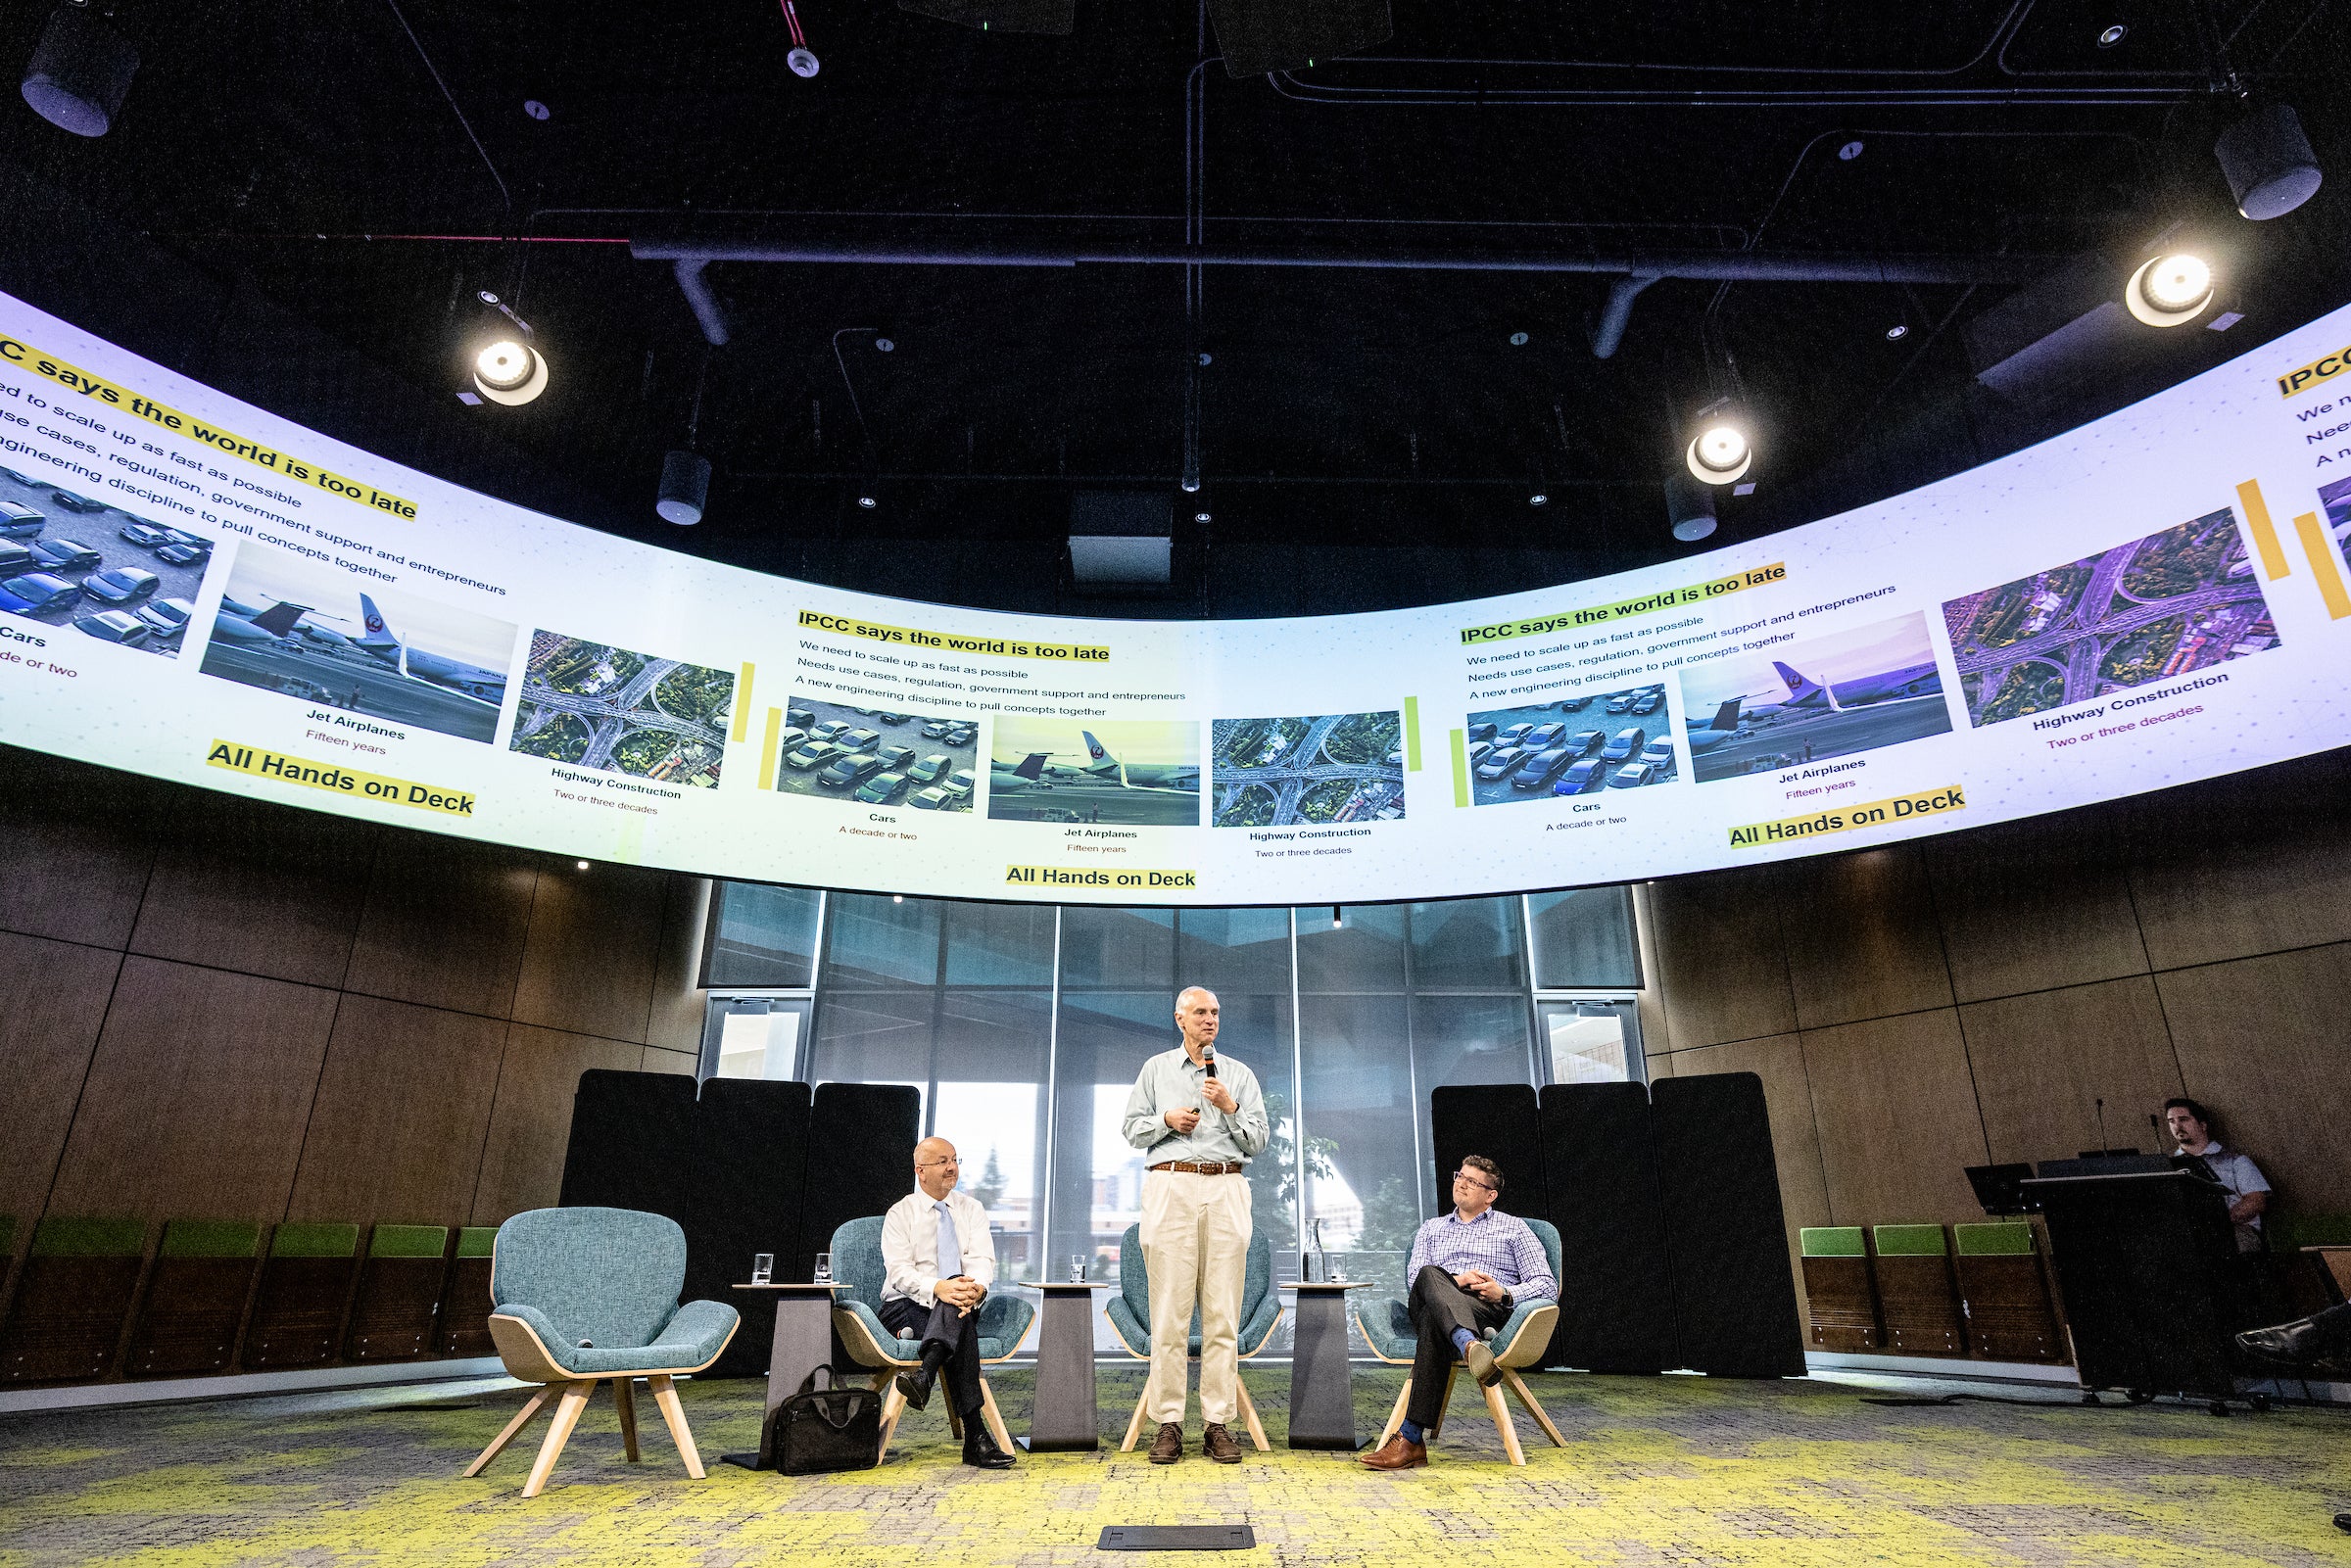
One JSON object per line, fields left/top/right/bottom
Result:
{"left": 775, "top": 697, "right": 980, "bottom": 811}
{"left": 198, "top": 538, "right": 516, "bottom": 742}
{"left": 0, "top": 464, "right": 211, "bottom": 660}
{"left": 987, "top": 717, "right": 1201, "bottom": 826}
{"left": 1211, "top": 712, "right": 1404, "bottom": 827}
{"left": 508, "top": 632, "right": 734, "bottom": 785}
{"left": 1467, "top": 685, "right": 1675, "bottom": 806}
{"left": 1943, "top": 508, "right": 2276, "bottom": 728}
{"left": 1679, "top": 611, "right": 1953, "bottom": 783}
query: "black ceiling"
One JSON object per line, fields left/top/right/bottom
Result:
{"left": 1, "top": 0, "right": 2345, "bottom": 613}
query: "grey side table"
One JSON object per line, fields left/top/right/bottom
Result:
{"left": 1288, "top": 1282, "right": 1374, "bottom": 1450}
{"left": 1022, "top": 1282, "right": 1106, "bottom": 1452}
{"left": 724, "top": 1282, "right": 844, "bottom": 1470}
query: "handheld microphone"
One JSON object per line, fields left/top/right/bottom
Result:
{"left": 1203, "top": 1041, "right": 1217, "bottom": 1079}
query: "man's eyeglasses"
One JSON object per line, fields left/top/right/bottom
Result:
{"left": 1452, "top": 1168, "right": 1498, "bottom": 1193}
{"left": 918, "top": 1157, "right": 961, "bottom": 1168}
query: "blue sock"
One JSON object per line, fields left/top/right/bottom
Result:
{"left": 1398, "top": 1418, "right": 1425, "bottom": 1445}
{"left": 1450, "top": 1327, "right": 1475, "bottom": 1354}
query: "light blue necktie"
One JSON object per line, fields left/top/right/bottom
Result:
{"left": 935, "top": 1200, "right": 962, "bottom": 1283}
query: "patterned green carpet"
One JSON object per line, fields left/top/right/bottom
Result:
{"left": 0, "top": 1366, "right": 2344, "bottom": 1566}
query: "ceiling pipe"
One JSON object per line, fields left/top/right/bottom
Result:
{"left": 633, "top": 235, "right": 2050, "bottom": 286}
{"left": 674, "top": 259, "right": 730, "bottom": 347}
{"left": 1591, "top": 273, "right": 1660, "bottom": 358}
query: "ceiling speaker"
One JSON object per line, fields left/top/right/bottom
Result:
{"left": 897, "top": 0, "right": 1076, "bottom": 34}
{"left": 1207, "top": 0, "right": 1391, "bottom": 77}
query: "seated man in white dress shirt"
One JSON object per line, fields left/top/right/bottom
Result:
{"left": 879, "top": 1136, "right": 1014, "bottom": 1468}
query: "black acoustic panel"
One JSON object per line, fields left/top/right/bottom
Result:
{"left": 1538, "top": 1081, "right": 1675, "bottom": 1373}
{"left": 799, "top": 1082, "right": 923, "bottom": 1280}
{"left": 1652, "top": 1071, "right": 1806, "bottom": 1378}
{"left": 1429, "top": 1084, "right": 1546, "bottom": 1222}
{"left": 688, "top": 1078, "right": 813, "bottom": 1378}
{"left": 898, "top": 0, "right": 1076, "bottom": 33}
{"left": 1207, "top": 0, "right": 1391, "bottom": 77}
{"left": 557, "top": 1069, "right": 700, "bottom": 1223}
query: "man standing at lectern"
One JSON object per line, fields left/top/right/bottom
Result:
{"left": 1122, "top": 985, "right": 1269, "bottom": 1464}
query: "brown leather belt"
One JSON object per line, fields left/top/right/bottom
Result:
{"left": 1149, "top": 1161, "right": 1245, "bottom": 1174}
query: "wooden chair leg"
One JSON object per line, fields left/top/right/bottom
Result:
{"left": 1503, "top": 1368, "right": 1565, "bottom": 1449}
{"left": 1233, "top": 1375, "right": 1271, "bottom": 1451}
{"left": 1378, "top": 1378, "right": 1412, "bottom": 1447}
{"left": 1481, "top": 1380, "right": 1526, "bottom": 1467}
{"left": 465, "top": 1385, "right": 553, "bottom": 1477}
{"left": 1121, "top": 1384, "right": 1152, "bottom": 1451}
{"left": 646, "top": 1373, "right": 705, "bottom": 1480}
{"left": 978, "top": 1379, "right": 1015, "bottom": 1452}
{"left": 877, "top": 1377, "right": 908, "bottom": 1455}
{"left": 612, "top": 1377, "right": 642, "bottom": 1462}
{"left": 521, "top": 1380, "right": 595, "bottom": 1497}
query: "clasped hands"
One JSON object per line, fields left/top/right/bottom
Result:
{"left": 1163, "top": 1077, "right": 1237, "bottom": 1135}
{"left": 935, "top": 1274, "right": 986, "bottom": 1315}
{"left": 1453, "top": 1268, "right": 1509, "bottom": 1304}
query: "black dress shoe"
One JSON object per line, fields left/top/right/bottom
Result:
{"left": 895, "top": 1360, "right": 937, "bottom": 1412}
{"left": 2234, "top": 1313, "right": 2351, "bottom": 1374}
{"left": 963, "top": 1423, "right": 1016, "bottom": 1469}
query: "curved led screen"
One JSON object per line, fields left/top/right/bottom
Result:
{"left": 1, "top": 286, "right": 2348, "bottom": 905}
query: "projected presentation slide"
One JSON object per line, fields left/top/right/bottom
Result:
{"left": 3, "top": 283, "right": 2351, "bottom": 904}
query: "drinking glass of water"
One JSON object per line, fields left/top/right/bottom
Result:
{"left": 814, "top": 1252, "right": 833, "bottom": 1284}
{"left": 750, "top": 1253, "right": 773, "bottom": 1285}
{"left": 1070, "top": 1254, "right": 1086, "bottom": 1283}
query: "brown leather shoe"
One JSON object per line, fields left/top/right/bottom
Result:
{"left": 1147, "top": 1422, "right": 1183, "bottom": 1464}
{"left": 1359, "top": 1434, "right": 1427, "bottom": 1470}
{"left": 1202, "top": 1423, "right": 1243, "bottom": 1463}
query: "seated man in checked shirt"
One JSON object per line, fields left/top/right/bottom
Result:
{"left": 1361, "top": 1154, "right": 1559, "bottom": 1471}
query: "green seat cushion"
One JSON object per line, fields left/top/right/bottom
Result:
{"left": 2277, "top": 1213, "right": 2351, "bottom": 1250}
{"left": 1801, "top": 1226, "right": 1867, "bottom": 1258}
{"left": 32, "top": 1216, "right": 146, "bottom": 1257}
{"left": 368, "top": 1224, "right": 449, "bottom": 1259}
{"left": 0, "top": 1215, "right": 16, "bottom": 1257}
{"left": 1953, "top": 1222, "right": 2035, "bottom": 1258}
{"left": 1872, "top": 1223, "right": 1948, "bottom": 1258}
{"left": 270, "top": 1222, "right": 360, "bottom": 1259}
{"left": 160, "top": 1220, "right": 262, "bottom": 1259}
{"left": 455, "top": 1227, "right": 500, "bottom": 1260}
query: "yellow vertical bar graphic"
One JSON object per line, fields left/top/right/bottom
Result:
{"left": 729, "top": 663, "right": 756, "bottom": 743}
{"left": 2235, "top": 480, "right": 2291, "bottom": 581}
{"left": 1403, "top": 696, "right": 1422, "bottom": 771}
{"left": 756, "top": 707, "right": 784, "bottom": 789}
{"left": 1450, "top": 729, "right": 1469, "bottom": 807}
{"left": 2292, "top": 511, "right": 2351, "bottom": 619}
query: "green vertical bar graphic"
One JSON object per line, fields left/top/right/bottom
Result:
{"left": 1403, "top": 696, "right": 1421, "bottom": 771}
{"left": 1449, "top": 728, "right": 1469, "bottom": 807}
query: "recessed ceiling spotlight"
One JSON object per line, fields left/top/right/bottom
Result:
{"left": 478, "top": 290, "right": 501, "bottom": 305}
{"left": 2126, "top": 253, "right": 2215, "bottom": 326}
{"left": 472, "top": 337, "right": 548, "bottom": 405}
{"left": 1194, "top": 511, "right": 1212, "bottom": 523}
{"left": 892, "top": 893, "right": 904, "bottom": 903}
{"left": 1685, "top": 420, "right": 1752, "bottom": 485}
{"left": 1529, "top": 493, "right": 1548, "bottom": 506}
{"left": 523, "top": 99, "right": 551, "bottom": 119}
{"left": 1838, "top": 140, "right": 1864, "bottom": 162}
{"left": 1509, "top": 331, "right": 1530, "bottom": 346}
{"left": 1885, "top": 323, "right": 1909, "bottom": 341}
{"left": 1180, "top": 476, "right": 1200, "bottom": 493}
{"left": 575, "top": 859, "right": 590, "bottom": 871}
{"left": 857, "top": 495, "right": 877, "bottom": 509}
{"left": 874, "top": 337, "right": 895, "bottom": 353}
{"left": 2097, "top": 24, "right": 2127, "bottom": 45}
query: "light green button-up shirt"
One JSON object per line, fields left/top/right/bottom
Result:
{"left": 1122, "top": 1045, "right": 1271, "bottom": 1166}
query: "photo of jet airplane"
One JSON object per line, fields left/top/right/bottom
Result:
{"left": 1045, "top": 731, "right": 1200, "bottom": 791}
{"left": 989, "top": 752, "right": 1054, "bottom": 793}
{"left": 1683, "top": 698, "right": 1750, "bottom": 754}
{"left": 354, "top": 594, "right": 507, "bottom": 703}
{"left": 986, "top": 718, "right": 1202, "bottom": 826}
{"left": 1681, "top": 610, "right": 1956, "bottom": 783}
{"left": 1770, "top": 656, "right": 1943, "bottom": 709}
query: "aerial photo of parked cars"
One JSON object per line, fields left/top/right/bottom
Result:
{"left": 1465, "top": 684, "right": 1677, "bottom": 806}
{"left": 0, "top": 467, "right": 209, "bottom": 658}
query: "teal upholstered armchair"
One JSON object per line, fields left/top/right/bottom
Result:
{"left": 464, "top": 1207, "right": 740, "bottom": 1497}
{"left": 827, "top": 1214, "right": 1034, "bottom": 1458}
{"left": 1102, "top": 1223, "right": 1280, "bottom": 1450}
{"left": 1354, "top": 1215, "right": 1566, "bottom": 1466}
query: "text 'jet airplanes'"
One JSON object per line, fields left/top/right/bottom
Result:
{"left": 355, "top": 594, "right": 507, "bottom": 704}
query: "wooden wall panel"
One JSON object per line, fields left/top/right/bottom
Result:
{"left": 1959, "top": 977, "right": 2183, "bottom": 1168}
{"left": 1800, "top": 1010, "right": 1989, "bottom": 1226}
{"left": 1925, "top": 813, "right": 2149, "bottom": 1003}
{"left": 47, "top": 957, "right": 339, "bottom": 1222}
{"left": 646, "top": 876, "right": 710, "bottom": 1056}
{"left": 508, "top": 862, "right": 665, "bottom": 1044}
{"left": 128, "top": 800, "right": 376, "bottom": 986}
{"left": 1630, "top": 880, "right": 1673, "bottom": 1055}
{"left": 0, "top": 754, "right": 155, "bottom": 949}
{"left": 0, "top": 933, "right": 121, "bottom": 1224}
{"left": 2155, "top": 943, "right": 2351, "bottom": 1217}
{"left": 1779, "top": 847, "right": 1953, "bottom": 1030}
{"left": 641, "top": 1047, "right": 698, "bottom": 1076}
{"left": 1650, "top": 865, "right": 1797, "bottom": 1050}
{"left": 287, "top": 995, "right": 507, "bottom": 1223}
{"left": 468, "top": 1024, "right": 643, "bottom": 1224}
{"left": 343, "top": 833, "right": 536, "bottom": 1018}
{"left": 2125, "top": 753, "right": 2351, "bottom": 972}
{"left": 1653, "top": 1034, "right": 1830, "bottom": 1296}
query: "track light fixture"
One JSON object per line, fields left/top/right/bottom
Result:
{"left": 21, "top": 6, "right": 138, "bottom": 137}
{"left": 657, "top": 451, "right": 711, "bottom": 525}
{"left": 2215, "top": 104, "right": 2322, "bottom": 221}
{"left": 1331, "top": 906, "right": 1343, "bottom": 928}
{"left": 1664, "top": 473, "right": 1717, "bottom": 543}
{"left": 466, "top": 294, "right": 549, "bottom": 405}
{"left": 2125, "top": 253, "right": 2216, "bottom": 327}
{"left": 1685, "top": 419, "right": 1752, "bottom": 486}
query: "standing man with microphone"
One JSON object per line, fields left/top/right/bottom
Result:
{"left": 1121, "top": 984, "right": 1269, "bottom": 1464}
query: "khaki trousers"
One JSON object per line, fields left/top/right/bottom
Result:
{"left": 1139, "top": 1168, "right": 1252, "bottom": 1425}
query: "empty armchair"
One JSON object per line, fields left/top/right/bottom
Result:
{"left": 1103, "top": 1223, "right": 1280, "bottom": 1451}
{"left": 463, "top": 1207, "right": 739, "bottom": 1497}
{"left": 1359, "top": 1217, "right": 1565, "bottom": 1466}
{"left": 829, "top": 1215, "right": 1032, "bottom": 1458}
